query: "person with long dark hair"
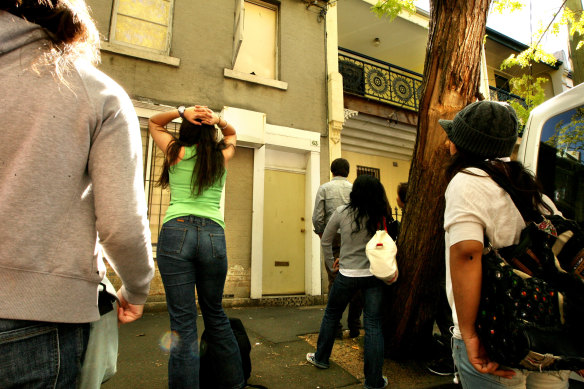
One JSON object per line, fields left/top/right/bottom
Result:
{"left": 0, "top": 1, "right": 154, "bottom": 386}
{"left": 307, "top": 174, "right": 396, "bottom": 389}
{"left": 440, "top": 101, "right": 571, "bottom": 388}
{"left": 312, "top": 158, "right": 363, "bottom": 339}
{"left": 148, "top": 106, "right": 244, "bottom": 389}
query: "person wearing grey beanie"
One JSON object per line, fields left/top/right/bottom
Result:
{"left": 439, "top": 101, "right": 569, "bottom": 388}
{"left": 439, "top": 100, "right": 519, "bottom": 159}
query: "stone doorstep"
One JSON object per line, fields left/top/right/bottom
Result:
{"left": 144, "top": 294, "right": 328, "bottom": 312}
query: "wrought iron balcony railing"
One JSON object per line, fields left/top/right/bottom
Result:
{"left": 489, "top": 86, "right": 527, "bottom": 108}
{"left": 338, "top": 47, "right": 424, "bottom": 111}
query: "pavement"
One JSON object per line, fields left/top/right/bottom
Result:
{"left": 101, "top": 305, "right": 461, "bottom": 389}
{"left": 101, "top": 305, "right": 584, "bottom": 389}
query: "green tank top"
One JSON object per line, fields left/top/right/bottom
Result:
{"left": 163, "top": 145, "right": 226, "bottom": 228}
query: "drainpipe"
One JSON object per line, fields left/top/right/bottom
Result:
{"left": 324, "top": 4, "right": 345, "bottom": 176}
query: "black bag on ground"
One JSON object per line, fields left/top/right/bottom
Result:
{"left": 200, "top": 317, "right": 267, "bottom": 389}
{"left": 475, "top": 171, "right": 584, "bottom": 371}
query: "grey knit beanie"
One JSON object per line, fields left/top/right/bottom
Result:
{"left": 438, "top": 101, "right": 518, "bottom": 159}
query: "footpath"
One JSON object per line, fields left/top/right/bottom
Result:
{"left": 102, "top": 305, "right": 584, "bottom": 389}
{"left": 102, "top": 305, "right": 458, "bottom": 389}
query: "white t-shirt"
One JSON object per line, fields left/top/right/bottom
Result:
{"left": 443, "top": 168, "right": 558, "bottom": 339}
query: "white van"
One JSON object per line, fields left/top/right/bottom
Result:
{"left": 516, "top": 82, "right": 584, "bottom": 225}
{"left": 517, "top": 83, "right": 584, "bottom": 383}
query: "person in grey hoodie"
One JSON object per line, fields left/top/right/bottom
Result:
{"left": 307, "top": 174, "right": 397, "bottom": 389}
{"left": 0, "top": 1, "right": 154, "bottom": 387}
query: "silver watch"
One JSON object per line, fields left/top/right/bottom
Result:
{"left": 177, "top": 106, "right": 186, "bottom": 119}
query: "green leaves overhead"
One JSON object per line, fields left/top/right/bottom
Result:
{"left": 371, "top": 0, "right": 416, "bottom": 21}
{"left": 500, "top": 46, "right": 559, "bottom": 69}
{"left": 491, "top": 0, "right": 524, "bottom": 14}
{"left": 508, "top": 75, "right": 547, "bottom": 127}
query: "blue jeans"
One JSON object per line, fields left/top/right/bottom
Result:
{"left": 157, "top": 216, "right": 244, "bottom": 389}
{"left": 314, "top": 273, "right": 386, "bottom": 389}
{"left": 452, "top": 338, "right": 571, "bottom": 389}
{"left": 0, "top": 319, "right": 89, "bottom": 388}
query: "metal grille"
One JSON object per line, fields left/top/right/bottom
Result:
{"left": 356, "top": 165, "right": 380, "bottom": 180}
{"left": 339, "top": 47, "right": 423, "bottom": 111}
{"left": 143, "top": 122, "right": 180, "bottom": 253}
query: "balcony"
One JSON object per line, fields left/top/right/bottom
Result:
{"left": 489, "top": 86, "right": 527, "bottom": 108}
{"left": 338, "top": 47, "right": 424, "bottom": 112}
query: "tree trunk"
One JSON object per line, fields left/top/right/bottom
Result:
{"left": 384, "top": 0, "right": 491, "bottom": 357}
{"left": 568, "top": 0, "right": 583, "bottom": 86}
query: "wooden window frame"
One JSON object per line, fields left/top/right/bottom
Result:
{"left": 232, "top": 0, "right": 279, "bottom": 80}
{"left": 109, "top": 0, "right": 174, "bottom": 56}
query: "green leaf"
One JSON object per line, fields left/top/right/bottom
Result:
{"left": 491, "top": 0, "right": 524, "bottom": 14}
{"left": 506, "top": 75, "right": 547, "bottom": 126}
{"left": 372, "top": 0, "right": 416, "bottom": 21}
{"left": 500, "top": 45, "right": 557, "bottom": 69}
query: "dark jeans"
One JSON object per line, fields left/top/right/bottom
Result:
{"left": 157, "top": 216, "right": 244, "bottom": 389}
{"left": 325, "top": 233, "right": 364, "bottom": 332}
{"left": 315, "top": 274, "right": 386, "bottom": 389}
{"left": 0, "top": 319, "right": 89, "bottom": 388}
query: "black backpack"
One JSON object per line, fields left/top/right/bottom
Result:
{"left": 475, "top": 170, "right": 584, "bottom": 371}
{"left": 200, "top": 317, "right": 267, "bottom": 389}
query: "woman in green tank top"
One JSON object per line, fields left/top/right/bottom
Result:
{"left": 149, "top": 106, "right": 243, "bottom": 389}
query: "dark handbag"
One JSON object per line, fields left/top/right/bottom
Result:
{"left": 98, "top": 282, "right": 117, "bottom": 315}
{"left": 475, "top": 172, "right": 584, "bottom": 371}
{"left": 200, "top": 317, "right": 268, "bottom": 389}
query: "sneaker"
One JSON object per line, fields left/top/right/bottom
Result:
{"left": 364, "top": 376, "right": 388, "bottom": 389}
{"left": 424, "top": 356, "right": 455, "bottom": 376}
{"left": 306, "top": 353, "right": 329, "bottom": 369}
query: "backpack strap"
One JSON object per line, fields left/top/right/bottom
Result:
{"left": 488, "top": 173, "right": 543, "bottom": 223}
{"left": 469, "top": 163, "right": 542, "bottom": 223}
{"left": 377, "top": 216, "right": 400, "bottom": 241}
{"left": 377, "top": 217, "right": 388, "bottom": 232}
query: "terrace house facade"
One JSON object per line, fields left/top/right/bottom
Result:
{"left": 89, "top": 0, "right": 333, "bottom": 304}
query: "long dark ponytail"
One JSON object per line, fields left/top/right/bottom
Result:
{"left": 347, "top": 174, "right": 392, "bottom": 236}
{"left": 157, "top": 120, "right": 227, "bottom": 196}
{"left": 446, "top": 150, "right": 552, "bottom": 217}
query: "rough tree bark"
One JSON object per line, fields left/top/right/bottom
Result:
{"left": 384, "top": 0, "right": 491, "bottom": 357}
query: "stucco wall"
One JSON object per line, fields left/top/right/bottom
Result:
{"left": 223, "top": 147, "right": 254, "bottom": 298}
{"left": 342, "top": 150, "right": 411, "bottom": 213}
{"left": 88, "top": 0, "right": 327, "bottom": 132}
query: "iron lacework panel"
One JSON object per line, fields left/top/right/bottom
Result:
{"left": 339, "top": 47, "right": 424, "bottom": 111}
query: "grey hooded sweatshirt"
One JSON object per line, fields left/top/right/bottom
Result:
{"left": 0, "top": 11, "right": 154, "bottom": 323}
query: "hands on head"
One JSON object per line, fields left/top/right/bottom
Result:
{"left": 116, "top": 290, "right": 145, "bottom": 325}
{"left": 184, "top": 105, "right": 220, "bottom": 126}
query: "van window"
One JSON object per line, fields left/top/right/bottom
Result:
{"left": 537, "top": 106, "right": 584, "bottom": 224}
